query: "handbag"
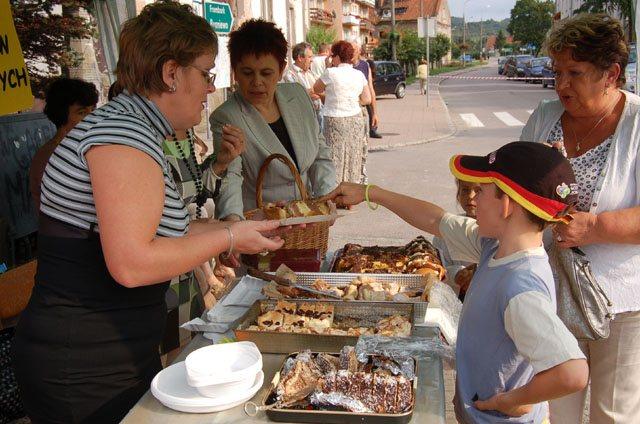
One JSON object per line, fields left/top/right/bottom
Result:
{"left": 547, "top": 244, "right": 614, "bottom": 341}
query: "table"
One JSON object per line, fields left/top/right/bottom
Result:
{"left": 122, "top": 327, "right": 447, "bottom": 423}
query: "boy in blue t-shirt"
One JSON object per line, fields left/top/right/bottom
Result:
{"left": 325, "top": 142, "right": 588, "bottom": 423}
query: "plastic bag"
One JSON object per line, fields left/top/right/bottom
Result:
{"left": 424, "top": 281, "right": 462, "bottom": 345}
{"left": 355, "top": 334, "right": 455, "bottom": 368}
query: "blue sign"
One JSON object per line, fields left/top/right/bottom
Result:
{"left": 204, "top": 1, "right": 234, "bottom": 34}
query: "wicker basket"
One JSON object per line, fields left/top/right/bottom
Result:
{"left": 244, "top": 153, "right": 330, "bottom": 255}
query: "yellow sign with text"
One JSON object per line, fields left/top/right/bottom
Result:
{"left": 0, "top": 0, "right": 33, "bottom": 115}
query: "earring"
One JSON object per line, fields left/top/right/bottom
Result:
{"left": 604, "top": 84, "right": 609, "bottom": 95}
{"left": 169, "top": 83, "right": 177, "bottom": 93}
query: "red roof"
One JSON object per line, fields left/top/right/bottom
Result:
{"left": 391, "top": 0, "right": 445, "bottom": 22}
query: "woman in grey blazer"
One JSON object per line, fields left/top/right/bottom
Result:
{"left": 210, "top": 19, "right": 337, "bottom": 222}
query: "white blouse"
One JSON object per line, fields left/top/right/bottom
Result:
{"left": 319, "top": 64, "right": 367, "bottom": 118}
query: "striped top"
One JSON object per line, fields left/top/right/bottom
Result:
{"left": 40, "top": 91, "right": 190, "bottom": 238}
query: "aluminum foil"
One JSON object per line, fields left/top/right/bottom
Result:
{"left": 355, "top": 334, "right": 455, "bottom": 368}
{"left": 309, "top": 391, "right": 374, "bottom": 413}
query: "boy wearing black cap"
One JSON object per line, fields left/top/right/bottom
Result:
{"left": 326, "top": 142, "right": 588, "bottom": 424}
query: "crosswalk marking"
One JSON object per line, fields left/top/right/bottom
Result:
{"left": 493, "top": 112, "right": 525, "bottom": 127}
{"left": 459, "top": 113, "right": 484, "bottom": 127}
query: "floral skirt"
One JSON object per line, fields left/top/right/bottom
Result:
{"left": 323, "top": 113, "right": 367, "bottom": 183}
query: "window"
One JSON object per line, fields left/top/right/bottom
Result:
{"left": 395, "top": 7, "right": 407, "bottom": 14}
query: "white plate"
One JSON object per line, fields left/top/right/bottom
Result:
{"left": 151, "top": 362, "right": 264, "bottom": 413}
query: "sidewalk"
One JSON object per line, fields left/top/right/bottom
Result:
{"left": 369, "top": 65, "right": 488, "bottom": 152}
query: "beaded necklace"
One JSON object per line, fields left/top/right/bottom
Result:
{"left": 171, "top": 129, "right": 206, "bottom": 218}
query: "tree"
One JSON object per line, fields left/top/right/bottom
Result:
{"left": 507, "top": 0, "right": 554, "bottom": 54}
{"left": 305, "top": 25, "right": 336, "bottom": 53}
{"left": 10, "top": 0, "right": 93, "bottom": 93}
{"left": 429, "top": 34, "right": 451, "bottom": 64}
{"left": 495, "top": 29, "right": 507, "bottom": 52}
{"left": 576, "top": 0, "right": 634, "bottom": 41}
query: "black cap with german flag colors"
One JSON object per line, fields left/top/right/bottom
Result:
{"left": 449, "top": 142, "right": 578, "bottom": 223}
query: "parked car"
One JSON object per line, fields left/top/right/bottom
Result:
{"left": 542, "top": 64, "right": 555, "bottom": 88}
{"left": 625, "top": 44, "right": 637, "bottom": 93}
{"left": 372, "top": 61, "right": 406, "bottom": 98}
{"left": 498, "top": 56, "right": 507, "bottom": 74}
{"left": 459, "top": 54, "right": 473, "bottom": 63}
{"left": 523, "top": 57, "right": 551, "bottom": 83}
{"left": 504, "top": 54, "right": 533, "bottom": 78}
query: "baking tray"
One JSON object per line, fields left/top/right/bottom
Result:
{"left": 329, "top": 244, "right": 444, "bottom": 274}
{"left": 265, "top": 272, "right": 430, "bottom": 321}
{"left": 260, "top": 352, "right": 417, "bottom": 424}
{"left": 234, "top": 300, "right": 415, "bottom": 353}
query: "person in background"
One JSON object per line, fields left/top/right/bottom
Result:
{"left": 417, "top": 59, "right": 429, "bottom": 95}
{"left": 314, "top": 41, "right": 371, "bottom": 184}
{"left": 29, "top": 77, "right": 99, "bottom": 211}
{"left": 521, "top": 13, "right": 640, "bottom": 423}
{"left": 12, "top": 3, "right": 284, "bottom": 422}
{"left": 432, "top": 179, "right": 479, "bottom": 301}
{"left": 283, "top": 41, "right": 323, "bottom": 123}
{"left": 311, "top": 43, "right": 330, "bottom": 80}
{"left": 211, "top": 19, "right": 336, "bottom": 236}
{"left": 326, "top": 142, "right": 589, "bottom": 424}
{"left": 352, "top": 42, "right": 381, "bottom": 140}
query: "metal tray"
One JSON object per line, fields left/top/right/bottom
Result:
{"left": 329, "top": 244, "right": 444, "bottom": 274}
{"left": 261, "top": 352, "right": 416, "bottom": 424}
{"left": 234, "top": 300, "right": 415, "bottom": 353}
{"left": 265, "top": 272, "right": 429, "bottom": 322}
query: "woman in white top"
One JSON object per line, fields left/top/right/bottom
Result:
{"left": 521, "top": 13, "right": 640, "bottom": 424}
{"left": 314, "top": 40, "right": 371, "bottom": 183}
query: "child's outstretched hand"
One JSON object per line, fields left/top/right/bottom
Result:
{"left": 474, "top": 392, "right": 532, "bottom": 417}
{"left": 322, "top": 182, "right": 367, "bottom": 208}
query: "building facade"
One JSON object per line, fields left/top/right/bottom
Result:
{"left": 377, "top": 0, "right": 451, "bottom": 62}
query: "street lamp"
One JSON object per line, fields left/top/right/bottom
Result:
{"left": 480, "top": 5, "right": 490, "bottom": 60}
{"left": 462, "top": 0, "right": 471, "bottom": 67}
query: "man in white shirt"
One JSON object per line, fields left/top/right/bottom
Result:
{"left": 284, "top": 42, "right": 323, "bottom": 124}
{"left": 311, "top": 43, "right": 330, "bottom": 80}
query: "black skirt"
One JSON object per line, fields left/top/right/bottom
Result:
{"left": 12, "top": 222, "right": 168, "bottom": 423}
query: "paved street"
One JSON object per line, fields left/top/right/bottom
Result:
{"left": 329, "top": 61, "right": 558, "bottom": 423}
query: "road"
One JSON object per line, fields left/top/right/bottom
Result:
{"left": 329, "top": 62, "right": 557, "bottom": 251}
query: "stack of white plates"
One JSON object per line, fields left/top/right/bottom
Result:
{"left": 151, "top": 341, "right": 264, "bottom": 413}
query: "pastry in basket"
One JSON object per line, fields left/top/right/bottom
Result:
{"left": 262, "top": 199, "right": 332, "bottom": 220}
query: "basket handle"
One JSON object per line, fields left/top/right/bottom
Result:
{"left": 255, "top": 153, "right": 308, "bottom": 208}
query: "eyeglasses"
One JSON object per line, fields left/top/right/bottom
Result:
{"left": 189, "top": 65, "right": 217, "bottom": 86}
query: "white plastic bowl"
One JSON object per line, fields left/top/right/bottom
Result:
{"left": 184, "top": 341, "right": 262, "bottom": 398}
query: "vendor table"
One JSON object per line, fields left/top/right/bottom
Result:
{"left": 121, "top": 326, "right": 446, "bottom": 423}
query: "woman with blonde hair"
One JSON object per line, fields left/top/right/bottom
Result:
{"left": 12, "top": 2, "right": 283, "bottom": 422}
{"left": 521, "top": 13, "right": 640, "bottom": 423}
{"left": 417, "top": 58, "right": 429, "bottom": 95}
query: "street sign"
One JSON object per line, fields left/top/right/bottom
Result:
{"left": 204, "top": 1, "right": 234, "bottom": 35}
{"left": 417, "top": 17, "right": 436, "bottom": 38}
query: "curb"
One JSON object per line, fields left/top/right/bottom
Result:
{"left": 369, "top": 77, "right": 457, "bottom": 152}
{"left": 369, "top": 63, "right": 493, "bottom": 151}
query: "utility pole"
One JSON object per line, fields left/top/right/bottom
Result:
{"left": 462, "top": 0, "right": 471, "bottom": 67}
{"left": 391, "top": 0, "right": 397, "bottom": 60}
{"left": 479, "top": 16, "right": 483, "bottom": 60}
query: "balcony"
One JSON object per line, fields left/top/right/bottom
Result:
{"left": 360, "top": 18, "right": 375, "bottom": 33}
{"left": 310, "top": 8, "right": 334, "bottom": 26}
{"left": 342, "top": 14, "right": 361, "bottom": 26}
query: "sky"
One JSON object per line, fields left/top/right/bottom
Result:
{"left": 448, "top": 0, "right": 517, "bottom": 21}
